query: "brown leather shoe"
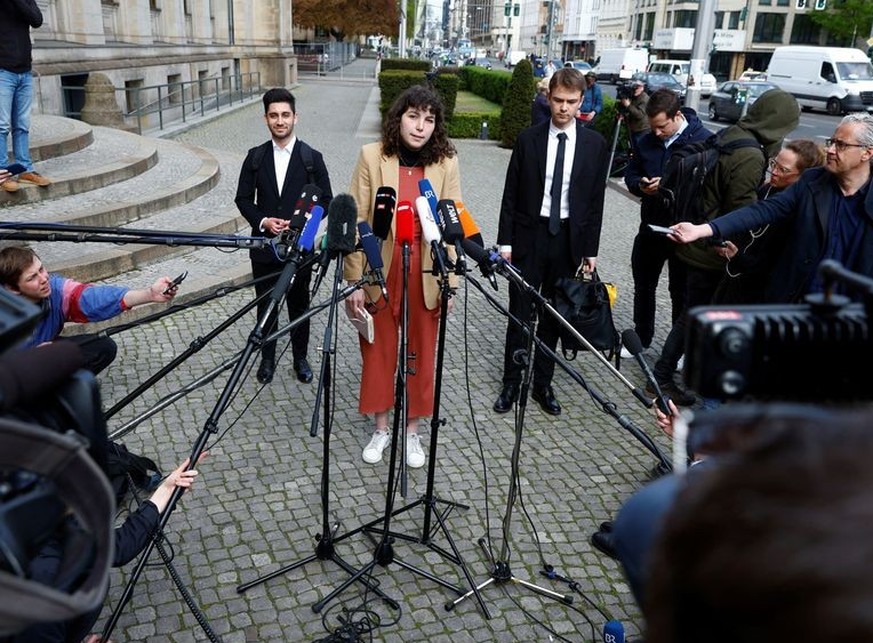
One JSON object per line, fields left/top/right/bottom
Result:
{"left": 1, "top": 179, "right": 20, "bottom": 192}
{"left": 18, "top": 171, "right": 51, "bottom": 187}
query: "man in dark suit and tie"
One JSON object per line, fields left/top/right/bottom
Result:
{"left": 494, "top": 67, "right": 609, "bottom": 416}
{"left": 235, "top": 88, "right": 333, "bottom": 384}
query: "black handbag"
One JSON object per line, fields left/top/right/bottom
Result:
{"left": 552, "top": 270, "right": 619, "bottom": 358}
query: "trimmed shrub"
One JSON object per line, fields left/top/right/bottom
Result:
{"left": 380, "top": 58, "right": 431, "bottom": 72}
{"left": 591, "top": 95, "right": 620, "bottom": 145}
{"left": 499, "top": 59, "right": 536, "bottom": 148}
{"left": 458, "top": 66, "right": 513, "bottom": 105}
{"left": 447, "top": 111, "right": 501, "bottom": 140}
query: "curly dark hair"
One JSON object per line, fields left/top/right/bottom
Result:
{"left": 381, "top": 85, "right": 456, "bottom": 165}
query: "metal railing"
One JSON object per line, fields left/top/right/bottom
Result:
{"left": 61, "top": 72, "right": 262, "bottom": 134}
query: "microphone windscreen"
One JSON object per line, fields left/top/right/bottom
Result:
{"left": 457, "top": 201, "right": 485, "bottom": 247}
{"left": 461, "top": 238, "right": 491, "bottom": 266}
{"left": 0, "top": 342, "right": 86, "bottom": 412}
{"left": 290, "top": 183, "right": 323, "bottom": 230}
{"left": 373, "top": 187, "right": 397, "bottom": 240}
{"left": 418, "top": 178, "right": 442, "bottom": 226}
{"left": 297, "top": 204, "right": 323, "bottom": 251}
{"left": 415, "top": 196, "right": 442, "bottom": 245}
{"left": 396, "top": 201, "right": 415, "bottom": 245}
{"left": 358, "top": 221, "right": 384, "bottom": 270}
{"left": 436, "top": 200, "right": 464, "bottom": 243}
{"left": 326, "top": 193, "right": 358, "bottom": 255}
{"left": 621, "top": 328, "right": 645, "bottom": 356}
{"left": 603, "top": 620, "right": 625, "bottom": 643}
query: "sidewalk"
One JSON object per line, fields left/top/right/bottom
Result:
{"left": 92, "top": 63, "right": 677, "bottom": 642}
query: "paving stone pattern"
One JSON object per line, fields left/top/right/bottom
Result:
{"left": 91, "top": 59, "right": 680, "bottom": 642}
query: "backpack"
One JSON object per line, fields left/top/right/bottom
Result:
{"left": 658, "top": 130, "right": 764, "bottom": 224}
{"left": 250, "top": 140, "right": 316, "bottom": 184}
{"left": 105, "top": 441, "right": 162, "bottom": 503}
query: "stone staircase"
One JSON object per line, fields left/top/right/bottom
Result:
{"left": 1, "top": 114, "right": 255, "bottom": 331}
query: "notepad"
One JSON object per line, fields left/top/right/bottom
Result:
{"left": 346, "top": 308, "right": 374, "bottom": 344}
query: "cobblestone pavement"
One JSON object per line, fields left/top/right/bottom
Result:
{"left": 93, "top": 59, "right": 679, "bottom": 642}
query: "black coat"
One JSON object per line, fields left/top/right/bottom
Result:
{"left": 234, "top": 139, "right": 333, "bottom": 265}
{"left": 497, "top": 120, "right": 609, "bottom": 265}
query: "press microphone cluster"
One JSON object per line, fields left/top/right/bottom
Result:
{"left": 358, "top": 221, "right": 389, "bottom": 302}
{"left": 373, "top": 187, "right": 396, "bottom": 241}
{"left": 311, "top": 194, "right": 359, "bottom": 293}
{"left": 273, "top": 183, "right": 324, "bottom": 261}
{"left": 415, "top": 196, "right": 450, "bottom": 279}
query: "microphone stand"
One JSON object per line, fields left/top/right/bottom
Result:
{"left": 101, "top": 245, "right": 313, "bottom": 642}
{"left": 236, "top": 261, "right": 399, "bottom": 609}
{"left": 309, "top": 239, "right": 474, "bottom": 615}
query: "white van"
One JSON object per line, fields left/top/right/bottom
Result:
{"left": 646, "top": 59, "right": 717, "bottom": 96}
{"left": 766, "top": 46, "right": 873, "bottom": 115}
{"left": 594, "top": 48, "right": 649, "bottom": 83}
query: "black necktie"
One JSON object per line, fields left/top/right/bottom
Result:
{"left": 550, "top": 132, "right": 567, "bottom": 236}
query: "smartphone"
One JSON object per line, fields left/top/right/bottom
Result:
{"left": 162, "top": 270, "right": 188, "bottom": 295}
{"left": 647, "top": 224, "right": 675, "bottom": 235}
{"left": 2, "top": 163, "right": 27, "bottom": 176}
{"left": 640, "top": 177, "right": 653, "bottom": 185}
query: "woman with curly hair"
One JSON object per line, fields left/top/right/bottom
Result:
{"left": 343, "top": 84, "right": 462, "bottom": 469}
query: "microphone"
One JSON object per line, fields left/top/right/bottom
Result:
{"left": 0, "top": 342, "right": 86, "bottom": 412}
{"left": 415, "top": 196, "right": 449, "bottom": 278}
{"left": 460, "top": 238, "right": 499, "bottom": 290}
{"left": 358, "top": 221, "right": 389, "bottom": 302}
{"left": 297, "top": 204, "right": 323, "bottom": 252}
{"left": 326, "top": 193, "right": 358, "bottom": 256}
{"left": 418, "top": 178, "right": 441, "bottom": 226}
{"left": 622, "top": 329, "right": 669, "bottom": 414}
{"left": 603, "top": 620, "right": 625, "bottom": 643}
{"left": 290, "top": 183, "right": 324, "bottom": 230}
{"left": 395, "top": 200, "right": 415, "bottom": 247}
{"left": 436, "top": 199, "right": 467, "bottom": 271}
{"left": 372, "top": 187, "right": 396, "bottom": 241}
{"left": 456, "top": 201, "right": 484, "bottom": 247}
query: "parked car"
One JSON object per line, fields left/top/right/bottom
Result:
{"left": 626, "top": 71, "right": 687, "bottom": 103}
{"left": 737, "top": 70, "right": 767, "bottom": 82}
{"left": 565, "top": 60, "right": 593, "bottom": 73}
{"left": 707, "top": 81, "right": 778, "bottom": 122}
{"left": 646, "top": 59, "right": 717, "bottom": 96}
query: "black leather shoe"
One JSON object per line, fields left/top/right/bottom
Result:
{"left": 493, "top": 383, "right": 519, "bottom": 413}
{"left": 294, "top": 357, "right": 313, "bottom": 383}
{"left": 532, "top": 385, "right": 561, "bottom": 416}
{"left": 591, "top": 529, "right": 619, "bottom": 560}
{"left": 257, "top": 358, "right": 275, "bottom": 384}
{"left": 599, "top": 520, "right": 613, "bottom": 533}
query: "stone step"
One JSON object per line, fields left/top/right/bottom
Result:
{"left": 1, "top": 124, "right": 157, "bottom": 205}
{"left": 30, "top": 115, "right": 94, "bottom": 163}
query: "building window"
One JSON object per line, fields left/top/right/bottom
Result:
{"left": 124, "top": 79, "right": 144, "bottom": 113}
{"left": 644, "top": 12, "right": 655, "bottom": 40}
{"left": 753, "top": 12, "right": 786, "bottom": 43}
{"left": 714, "top": 11, "right": 724, "bottom": 29}
{"left": 167, "top": 74, "right": 182, "bottom": 105}
{"left": 790, "top": 14, "right": 820, "bottom": 44}
{"left": 758, "top": 0, "right": 771, "bottom": 5}
{"left": 674, "top": 10, "right": 697, "bottom": 28}
{"left": 776, "top": 0, "right": 789, "bottom": 5}
{"left": 729, "top": 11, "right": 740, "bottom": 28}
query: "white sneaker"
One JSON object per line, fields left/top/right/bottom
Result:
{"left": 406, "top": 433, "right": 425, "bottom": 469}
{"left": 676, "top": 354, "right": 685, "bottom": 373}
{"left": 362, "top": 429, "right": 390, "bottom": 464}
{"left": 620, "top": 346, "right": 633, "bottom": 360}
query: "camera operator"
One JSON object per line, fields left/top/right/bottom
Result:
{"left": 0, "top": 246, "right": 179, "bottom": 374}
{"left": 618, "top": 79, "right": 650, "bottom": 152}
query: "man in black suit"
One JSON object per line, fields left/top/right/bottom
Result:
{"left": 235, "top": 88, "right": 333, "bottom": 384}
{"left": 494, "top": 67, "right": 609, "bottom": 416}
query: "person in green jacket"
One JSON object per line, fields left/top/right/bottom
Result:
{"left": 649, "top": 89, "right": 800, "bottom": 405}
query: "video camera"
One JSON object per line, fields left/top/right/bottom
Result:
{"left": 0, "top": 289, "right": 115, "bottom": 635}
{"left": 684, "top": 261, "right": 873, "bottom": 401}
{"left": 616, "top": 82, "right": 636, "bottom": 101}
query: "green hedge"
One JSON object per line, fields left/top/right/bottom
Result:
{"left": 380, "top": 58, "right": 431, "bottom": 72}
{"left": 591, "top": 95, "right": 622, "bottom": 147}
{"left": 499, "top": 59, "right": 536, "bottom": 148}
{"left": 446, "top": 111, "right": 501, "bottom": 140}
{"left": 378, "top": 70, "right": 459, "bottom": 120}
{"left": 458, "top": 66, "right": 512, "bottom": 105}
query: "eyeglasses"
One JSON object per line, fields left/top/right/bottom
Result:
{"left": 767, "top": 158, "right": 797, "bottom": 175}
{"left": 825, "top": 138, "right": 870, "bottom": 152}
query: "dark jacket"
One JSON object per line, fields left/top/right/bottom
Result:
{"left": 531, "top": 92, "right": 551, "bottom": 126}
{"left": 624, "top": 91, "right": 650, "bottom": 134}
{"left": 678, "top": 89, "right": 800, "bottom": 271}
{"left": 625, "top": 108, "right": 712, "bottom": 227}
{"left": 710, "top": 167, "right": 873, "bottom": 303}
{"left": 0, "top": 0, "right": 42, "bottom": 72}
{"left": 497, "top": 119, "right": 609, "bottom": 265}
{"left": 235, "top": 139, "right": 333, "bottom": 265}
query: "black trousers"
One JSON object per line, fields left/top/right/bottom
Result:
{"left": 501, "top": 220, "right": 576, "bottom": 389}
{"left": 631, "top": 228, "right": 688, "bottom": 348}
{"left": 64, "top": 334, "right": 118, "bottom": 375}
{"left": 251, "top": 260, "right": 312, "bottom": 364}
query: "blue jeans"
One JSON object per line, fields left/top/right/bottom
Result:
{"left": 0, "top": 69, "right": 34, "bottom": 170}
